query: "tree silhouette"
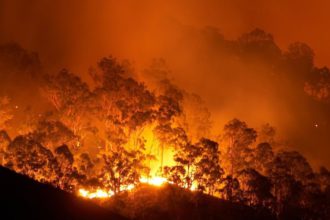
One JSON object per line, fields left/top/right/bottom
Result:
{"left": 267, "top": 152, "right": 311, "bottom": 215}
{"left": 194, "top": 138, "right": 224, "bottom": 195}
{"left": 238, "top": 28, "right": 281, "bottom": 63}
{"left": 163, "top": 165, "right": 186, "bottom": 187}
{"left": 221, "top": 119, "right": 257, "bottom": 176}
{"left": 252, "top": 142, "right": 274, "bottom": 175}
{"left": 218, "top": 175, "right": 242, "bottom": 202}
{"left": 304, "top": 67, "right": 330, "bottom": 103}
{"left": 285, "top": 42, "right": 314, "bottom": 75}
{"left": 238, "top": 168, "right": 273, "bottom": 207}
{"left": 100, "top": 145, "right": 149, "bottom": 194}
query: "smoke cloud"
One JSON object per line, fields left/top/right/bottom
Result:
{"left": 0, "top": 0, "right": 330, "bottom": 167}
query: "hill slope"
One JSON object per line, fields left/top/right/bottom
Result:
{"left": 0, "top": 166, "right": 275, "bottom": 220}
{"left": 0, "top": 166, "right": 127, "bottom": 220}
{"left": 103, "top": 184, "right": 276, "bottom": 220}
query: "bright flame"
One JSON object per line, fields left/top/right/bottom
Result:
{"left": 140, "top": 176, "right": 167, "bottom": 186}
{"left": 78, "top": 188, "right": 114, "bottom": 199}
{"left": 78, "top": 175, "right": 200, "bottom": 199}
{"left": 78, "top": 176, "right": 169, "bottom": 199}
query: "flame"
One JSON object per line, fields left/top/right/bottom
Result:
{"left": 78, "top": 176, "right": 168, "bottom": 199}
{"left": 78, "top": 188, "right": 114, "bottom": 199}
{"left": 78, "top": 127, "right": 194, "bottom": 199}
{"left": 140, "top": 176, "right": 167, "bottom": 186}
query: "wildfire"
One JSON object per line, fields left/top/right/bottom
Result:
{"left": 78, "top": 188, "right": 113, "bottom": 199}
{"left": 78, "top": 176, "right": 168, "bottom": 199}
{"left": 140, "top": 176, "right": 167, "bottom": 186}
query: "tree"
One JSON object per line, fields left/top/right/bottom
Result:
{"left": 221, "top": 119, "right": 257, "bottom": 176}
{"left": 218, "top": 175, "right": 242, "bottom": 202}
{"left": 284, "top": 42, "right": 314, "bottom": 75}
{"left": 154, "top": 124, "right": 188, "bottom": 171}
{"left": 42, "top": 69, "right": 94, "bottom": 144}
{"left": 162, "top": 136, "right": 201, "bottom": 190}
{"left": 42, "top": 69, "right": 91, "bottom": 112}
{"left": 3, "top": 135, "right": 58, "bottom": 184}
{"left": 267, "top": 152, "right": 311, "bottom": 215}
{"left": 173, "top": 142, "right": 201, "bottom": 189}
{"left": 317, "top": 166, "right": 330, "bottom": 191}
{"left": 272, "top": 151, "right": 313, "bottom": 184}
{"left": 55, "top": 145, "right": 79, "bottom": 191}
{"left": 298, "top": 181, "right": 326, "bottom": 219}
{"left": 304, "top": 67, "right": 330, "bottom": 103}
{"left": 156, "top": 79, "right": 183, "bottom": 124}
{"left": 163, "top": 165, "right": 186, "bottom": 187}
{"left": 92, "top": 57, "right": 157, "bottom": 152}
{"left": 238, "top": 168, "right": 273, "bottom": 207}
{"left": 180, "top": 93, "right": 212, "bottom": 142}
{"left": 145, "top": 61, "right": 184, "bottom": 124}
{"left": 252, "top": 142, "right": 274, "bottom": 175}
{"left": 30, "top": 120, "right": 77, "bottom": 151}
{"left": 238, "top": 28, "right": 281, "bottom": 63}
{"left": 194, "top": 138, "right": 224, "bottom": 195}
{"left": 99, "top": 145, "right": 150, "bottom": 195}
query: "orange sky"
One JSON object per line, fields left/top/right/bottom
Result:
{"left": 1, "top": 0, "right": 330, "bottom": 70}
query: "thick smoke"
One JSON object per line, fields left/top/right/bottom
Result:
{"left": 0, "top": 0, "right": 330, "bottom": 168}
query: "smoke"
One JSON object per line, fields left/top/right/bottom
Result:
{"left": 0, "top": 0, "right": 330, "bottom": 168}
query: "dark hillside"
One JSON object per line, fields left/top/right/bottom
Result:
{"left": 0, "top": 165, "right": 276, "bottom": 220}
{"left": 104, "top": 184, "right": 276, "bottom": 220}
{"left": 0, "top": 166, "right": 127, "bottom": 220}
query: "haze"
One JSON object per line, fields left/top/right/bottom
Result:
{"left": 0, "top": 0, "right": 329, "bottom": 167}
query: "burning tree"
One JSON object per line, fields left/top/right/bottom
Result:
{"left": 99, "top": 145, "right": 150, "bottom": 195}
